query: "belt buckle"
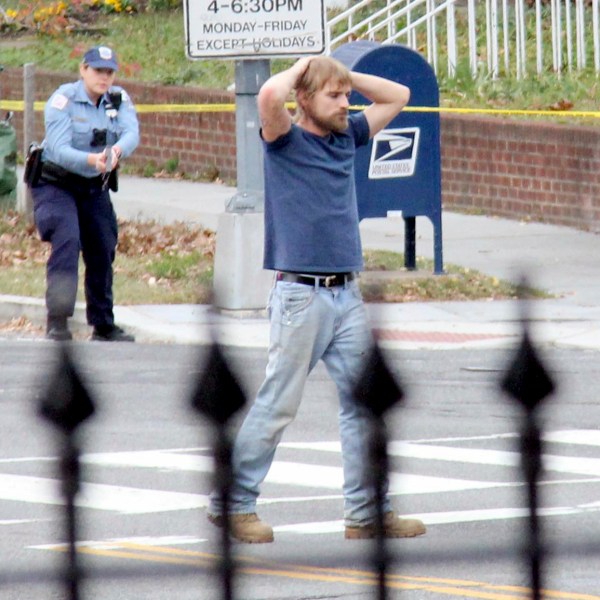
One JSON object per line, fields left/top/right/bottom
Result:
{"left": 324, "top": 275, "right": 337, "bottom": 288}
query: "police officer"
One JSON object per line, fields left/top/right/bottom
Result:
{"left": 30, "top": 46, "right": 140, "bottom": 342}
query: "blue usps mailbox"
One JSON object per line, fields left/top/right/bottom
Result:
{"left": 332, "top": 41, "right": 443, "bottom": 274}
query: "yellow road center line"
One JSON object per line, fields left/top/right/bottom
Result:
{"left": 76, "top": 546, "right": 208, "bottom": 567}
{"left": 48, "top": 542, "right": 600, "bottom": 600}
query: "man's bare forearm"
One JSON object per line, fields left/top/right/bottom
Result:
{"left": 258, "top": 58, "right": 312, "bottom": 140}
{"left": 351, "top": 72, "right": 411, "bottom": 136}
{"left": 351, "top": 71, "right": 410, "bottom": 109}
{"left": 259, "top": 58, "right": 312, "bottom": 110}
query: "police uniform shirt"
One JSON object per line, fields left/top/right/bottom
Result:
{"left": 42, "top": 79, "right": 140, "bottom": 179}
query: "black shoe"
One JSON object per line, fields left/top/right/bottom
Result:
{"left": 46, "top": 317, "right": 72, "bottom": 342}
{"left": 91, "top": 325, "right": 135, "bottom": 343}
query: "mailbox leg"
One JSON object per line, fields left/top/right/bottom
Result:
{"left": 432, "top": 214, "right": 444, "bottom": 274}
{"left": 403, "top": 216, "right": 416, "bottom": 271}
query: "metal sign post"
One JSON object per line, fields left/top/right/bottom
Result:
{"left": 226, "top": 59, "right": 270, "bottom": 213}
{"left": 213, "top": 59, "right": 272, "bottom": 311}
{"left": 183, "top": 0, "right": 326, "bottom": 311}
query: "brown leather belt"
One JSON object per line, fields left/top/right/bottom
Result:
{"left": 276, "top": 272, "right": 356, "bottom": 288}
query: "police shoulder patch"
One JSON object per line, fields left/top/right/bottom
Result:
{"left": 50, "top": 93, "right": 69, "bottom": 110}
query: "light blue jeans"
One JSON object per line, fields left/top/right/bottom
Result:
{"left": 208, "top": 278, "right": 392, "bottom": 526}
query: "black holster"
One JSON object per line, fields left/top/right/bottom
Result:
{"left": 23, "top": 143, "right": 43, "bottom": 187}
{"left": 108, "top": 168, "right": 118, "bottom": 192}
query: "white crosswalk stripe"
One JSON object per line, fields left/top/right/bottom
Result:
{"left": 283, "top": 437, "right": 600, "bottom": 477}
{"left": 1, "top": 430, "right": 599, "bottom": 530}
{"left": 0, "top": 473, "right": 209, "bottom": 513}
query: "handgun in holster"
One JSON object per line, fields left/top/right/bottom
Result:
{"left": 23, "top": 143, "right": 43, "bottom": 187}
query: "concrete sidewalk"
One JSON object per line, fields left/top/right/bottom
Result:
{"left": 3, "top": 174, "right": 600, "bottom": 350}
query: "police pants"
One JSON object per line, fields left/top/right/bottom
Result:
{"left": 31, "top": 180, "right": 118, "bottom": 327}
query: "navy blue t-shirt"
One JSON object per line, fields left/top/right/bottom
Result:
{"left": 262, "top": 112, "right": 370, "bottom": 273}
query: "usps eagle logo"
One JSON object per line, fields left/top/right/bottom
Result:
{"left": 368, "top": 128, "right": 420, "bottom": 179}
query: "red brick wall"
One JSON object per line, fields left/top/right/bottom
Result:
{"left": 4, "top": 67, "right": 600, "bottom": 231}
{"left": 2, "top": 67, "right": 237, "bottom": 181}
{"left": 441, "top": 114, "right": 600, "bottom": 232}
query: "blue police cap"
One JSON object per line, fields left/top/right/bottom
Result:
{"left": 83, "top": 46, "right": 119, "bottom": 71}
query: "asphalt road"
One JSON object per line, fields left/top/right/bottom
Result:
{"left": 1, "top": 339, "right": 600, "bottom": 599}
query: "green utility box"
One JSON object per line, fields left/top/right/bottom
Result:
{"left": 0, "top": 112, "right": 18, "bottom": 210}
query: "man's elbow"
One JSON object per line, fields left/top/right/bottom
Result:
{"left": 399, "top": 84, "right": 410, "bottom": 108}
{"left": 258, "top": 84, "right": 286, "bottom": 112}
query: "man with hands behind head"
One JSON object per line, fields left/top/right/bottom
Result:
{"left": 29, "top": 45, "right": 139, "bottom": 342}
{"left": 207, "top": 56, "right": 426, "bottom": 543}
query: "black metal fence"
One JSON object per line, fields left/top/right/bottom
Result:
{"left": 2, "top": 294, "right": 598, "bottom": 599}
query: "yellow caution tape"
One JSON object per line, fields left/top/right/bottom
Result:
{"left": 398, "top": 106, "right": 600, "bottom": 118}
{"left": 1, "top": 100, "right": 598, "bottom": 118}
{"left": 0, "top": 100, "right": 40, "bottom": 111}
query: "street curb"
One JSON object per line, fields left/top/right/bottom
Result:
{"left": 0, "top": 294, "right": 90, "bottom": 335}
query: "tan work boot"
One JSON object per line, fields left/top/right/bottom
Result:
{"left": 207, "top": 512, "right": 274, "bottom": 543}
{"left": 345, "top": 511, "right": 426, "bottom": 540}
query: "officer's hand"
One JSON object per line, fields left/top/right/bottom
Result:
{"left": 111, "top": 146, "right": 122, "bottom": 170}
{"left": 93, "top": 149, "right": 108, "bottom": 173}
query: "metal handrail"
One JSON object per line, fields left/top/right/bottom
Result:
{"left": 326, "top": 0, "right": 600, "bottom": 79}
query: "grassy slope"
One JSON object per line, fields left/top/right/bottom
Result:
{"left": 1, "top": 7, "right": 599, "bottom": 116}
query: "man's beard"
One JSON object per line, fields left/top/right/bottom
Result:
{"left": 305, "top": 105, "right": 349, "bottom": 133}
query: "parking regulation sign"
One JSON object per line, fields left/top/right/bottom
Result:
{"left": 184, "top": 0, "right": 326, "bottom": 59}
